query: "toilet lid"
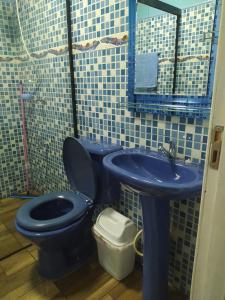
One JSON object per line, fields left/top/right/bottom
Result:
{"left": 63, "top": 137, "right": 96, "bottom": 200}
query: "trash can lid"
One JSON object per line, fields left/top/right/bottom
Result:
{"left": 93, "top": 208, "right": 137, "bottom": 247}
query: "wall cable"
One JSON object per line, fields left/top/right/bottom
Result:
{"left": 15, "top": 0, "right": 33, "bottom": 61}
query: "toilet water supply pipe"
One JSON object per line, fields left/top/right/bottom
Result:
{"left": 133, "top": 229, "right": 144, "bottom": 257}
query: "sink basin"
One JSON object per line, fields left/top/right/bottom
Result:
{"left": 103, "top": 149, "right": 203, "bottom": 198}
{"left": 103, "top": 148, "right": 203, "bottom": 300}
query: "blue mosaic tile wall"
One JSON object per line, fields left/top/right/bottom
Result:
{"left": 0, "top": 0, "right": 25, "bottom": 198}
{"left": 20, "top": 56, "right": 74, "bottom": 194}
{"left": 71, "top": 0, "right": 212, "bottom": 294}
{"left": 16, "top": 0, "right": 68, "bottom": 53}
{"left": 0, "top": 62, "right": 25, "bottom": 198}
{"left": 0, "top": 0, "right": 23, "bottom": 56}
{"left": 14, "top": 0, "right": 74, "bottom": 194}
{"left": 0, "top": 0, "right": 220, "bottom": 295}
{"left": 0, "top": 0, "right": 73, "bottom": 196}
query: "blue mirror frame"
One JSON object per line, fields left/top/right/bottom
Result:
{"left": 128, "top": 0, "right": 221, "bottom": 119}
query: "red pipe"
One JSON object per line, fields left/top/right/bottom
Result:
{"left": 19, "top": 82, "right": 30, "bottom": 193}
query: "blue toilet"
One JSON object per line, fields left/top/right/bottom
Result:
{"left": 16, "top": 137, "right": 122, "bottom": 279}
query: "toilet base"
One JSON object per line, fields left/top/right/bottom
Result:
{"left": 38, "top": 236, "right": 96, "bottom": 279}
{"left": 16, "top": 201, "right": 96, "bottom": 280}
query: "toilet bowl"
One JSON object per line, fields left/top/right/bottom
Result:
{"left": 16, "top": 137, "right": 122, "bottom": 279}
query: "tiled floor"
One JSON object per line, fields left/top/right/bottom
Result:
{"left": 0, "top": 198, "right": 187, "bottom": 299}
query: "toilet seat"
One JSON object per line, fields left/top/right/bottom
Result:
{"left": 16, "top": 191, "right": 89, "bottom": 232}
{"left": 16, "top": 137, "right": 97, "bottom": 234}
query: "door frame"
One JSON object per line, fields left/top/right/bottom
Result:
{"left": 191, "top": 1, "right": 225, "bottom": 299}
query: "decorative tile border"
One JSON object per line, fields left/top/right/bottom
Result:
{"left": 159, "top": 55, "right": 210, "bottom": 64}
{"left": 73, "top": 35, "right": 128, "bottom": 51}
{"left": 73, "top": 41, "right": 100, "bottom": 52}
{"left": 101, "top": 35, "right": 128, "bottom": 46}
{"left": 73, "top": 33, "right": 128, "bottom": 52}
{"left": 0, "top": 33, "right": 129, "bottom": 63}
{"left": 0, "top": 49, "right": 210, "bottom": 64}
{"left": 0, "top": 45, "right": 69, "bottom": 63}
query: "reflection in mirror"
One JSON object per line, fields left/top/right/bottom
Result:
{"left": 135, "top": 3, "right": 177, "bottom": 95}
{"left": 135, "top": 0, "right": 216, "bottom": 96}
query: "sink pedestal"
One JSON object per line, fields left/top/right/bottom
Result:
{"left": 140, "top": 195, "right": 170, "bottom": 300}
{"left": 103, "top": 149, "right": 202, "bottom": 299}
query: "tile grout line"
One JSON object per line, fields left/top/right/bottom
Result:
{"left": 0, "top": 243, "right": 33, "bottom": 262}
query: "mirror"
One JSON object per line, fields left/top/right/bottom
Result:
{"left": 135, "top": 0, "right": 216, "bottom": 96}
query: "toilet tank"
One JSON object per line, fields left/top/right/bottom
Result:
{"left": 79, "top": 138, "right": 122, "bottom": 204}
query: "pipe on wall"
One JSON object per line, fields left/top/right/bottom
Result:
{"left": 65, "top": 0, "right": 78, "bottom": 138}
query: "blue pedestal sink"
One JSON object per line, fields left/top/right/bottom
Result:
{"left": 103, "top": 148, "right": 203, "bottom": 300}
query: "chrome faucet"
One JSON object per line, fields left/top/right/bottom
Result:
{"left": 158, "top": 141, "right": 176, "bottom": 163}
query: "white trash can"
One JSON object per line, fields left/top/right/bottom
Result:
{"left": 92, "top": 208, "right": 137, "bottom": 281}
